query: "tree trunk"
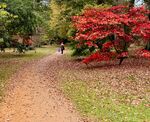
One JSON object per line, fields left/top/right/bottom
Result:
{"left": 119, "top": 57, "right": 124, "bottom": 65}
{"left": 145, "top": 42, "right": 150, "bottom": 50}
{"left": 145, "top": 1, "right": 150, "bottom": 50}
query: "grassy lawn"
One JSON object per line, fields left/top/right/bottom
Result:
{"left": 0, "top": 46, "right": 57, "bottom": 61}
{"left": 0, "top": 46, "right": 57, "bottom": 100}
{"left": 61, "top": 51, "right": 150, "bottom": 122}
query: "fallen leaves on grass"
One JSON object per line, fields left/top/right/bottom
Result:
{"left": 60, "top": 54, "right": 150, "bottom": 121}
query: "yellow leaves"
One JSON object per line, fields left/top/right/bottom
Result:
{"left": 49, "top": 0, "right": 61, "bottom": 29}
{"left": 0, "top": 10, "right": 9, "bottom": 16}
{"left": 0, "top": 3, "right": 10, "bottom": 19}
{"left": 84, "top": 3, "right": 111, "bottom": 10}
{"left": 0, "top": 3, "right": 7, "bottom": 9}
{"left": 0, "top": 3, "right": 16, "bottom": 28}
{"left": 49, "top": 0, "right": 70, "bottom": 38}
{"left": 0, "top": 10, "right": 16, "bottom": 20}
{"left": 13, "top": 15, "right": 18, "bottom": 18}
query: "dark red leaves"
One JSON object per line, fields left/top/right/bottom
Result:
{"left": 82, "top": 51, "right": 117, "bottom": 64}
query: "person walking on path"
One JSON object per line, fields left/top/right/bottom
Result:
{"left": 60, "top": 42, "right": 65, "bottom": 54}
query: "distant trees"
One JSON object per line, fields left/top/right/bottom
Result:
{"left": 0, "top": 3, "right": 10, "bottom": 36}
{"left": 0, "top": 2, "right": 15, "bottom": 51}
{"left": 48, "top": 0, "right": 116, "bottom": 43}
{"left": 0, "top": 0, "right": 50, "bottom": 52}
{"left": 4, "top": 0, "right": 39, "bottom": 37}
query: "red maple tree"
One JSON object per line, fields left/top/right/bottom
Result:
{"left": 72, "top": 5, "right": 150, "bottom": 64}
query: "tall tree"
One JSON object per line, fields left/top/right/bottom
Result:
{"left": 0, "top": 2, "right": 16, "bottom": 47}
{"left": 49, "top": 0, "right": 115, "bottom": 42}
{"left": 4, "top": 0, "right": 38, "bottom": 37}
{"left": 0, "top": 0, "right": 50, "bottom": 50}
{"left": 0, "top": 2, "right": 11, "bottom": 38}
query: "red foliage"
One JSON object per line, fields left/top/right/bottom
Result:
{"left": 85, "top": 41, "right": 98, "bottom": 48}
{"left": 117, "top": 52, "right": 129, "bottom": 58}
{"left": 136, "top": 49, "right": 150, "bottom": 59}
{"left": 82, "top": 51, "right": 117, "bottom": 64}
{"left": 132, "top": 22, "right": 150, "bottom": 41}
{"left": 23, "top": 39, "right": 33, "bottom": 46}
{"left": 72, "top": 5, "right": 150, "bottom": 64}
{"left": 102, "top": 42, "right": 113, "bottom": 52}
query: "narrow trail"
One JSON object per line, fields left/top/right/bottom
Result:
{"left": 0, "top": 53, "right": 83, "bottom": 122}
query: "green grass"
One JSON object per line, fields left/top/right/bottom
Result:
{"left": 0, "top": 46, "right": 57, "bottom": 61}
{"left": 0, "top": 46, "right": 57, "bottom": 101}
{"left": 63, "top": 80, "right": 150, "bottom": 122}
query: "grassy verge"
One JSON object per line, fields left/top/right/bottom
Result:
{"left": 0, "top": 46, "right": 57, "bottom": 61}
{"left": 61, "top": 52, "right": 150, "bottom": 122}
{"left": 63, "top": 80, "right": 149, "bottom": 122}
{"left": 0, "top": 46, "right": 57, "bottom": 100}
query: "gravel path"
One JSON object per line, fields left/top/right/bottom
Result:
{"left": 0, "top": 53, "right": 83, "bottom": 122}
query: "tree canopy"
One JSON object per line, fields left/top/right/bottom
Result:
{"left": 72, "top": 5, "right": 150, "bottom": 64}
{"left": 48, "top": 0, "right": 117, "bottom": 42}
{"left": 0, "top": 0, "right": 50, "bottom": 51}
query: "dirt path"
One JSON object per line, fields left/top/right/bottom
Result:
{"left": 0, "top": 53, "right": 83, "bottom": 122}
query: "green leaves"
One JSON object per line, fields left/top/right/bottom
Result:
{"left": 0, "top": 0, "right": 51, "bottom": 49}
{"left": 4, "top": 0, "right": 37, "bottom": 36}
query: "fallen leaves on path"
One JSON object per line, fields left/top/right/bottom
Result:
{"left": 0, "top": 53, "right": 84, "bottom": 122}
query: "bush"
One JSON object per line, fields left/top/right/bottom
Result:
{"left": 72, "top": 5, "right": 150, "bottom": 64}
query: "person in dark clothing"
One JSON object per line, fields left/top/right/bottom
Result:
{"left": 60, "top": 42, "right": 65, "bottom": 54}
